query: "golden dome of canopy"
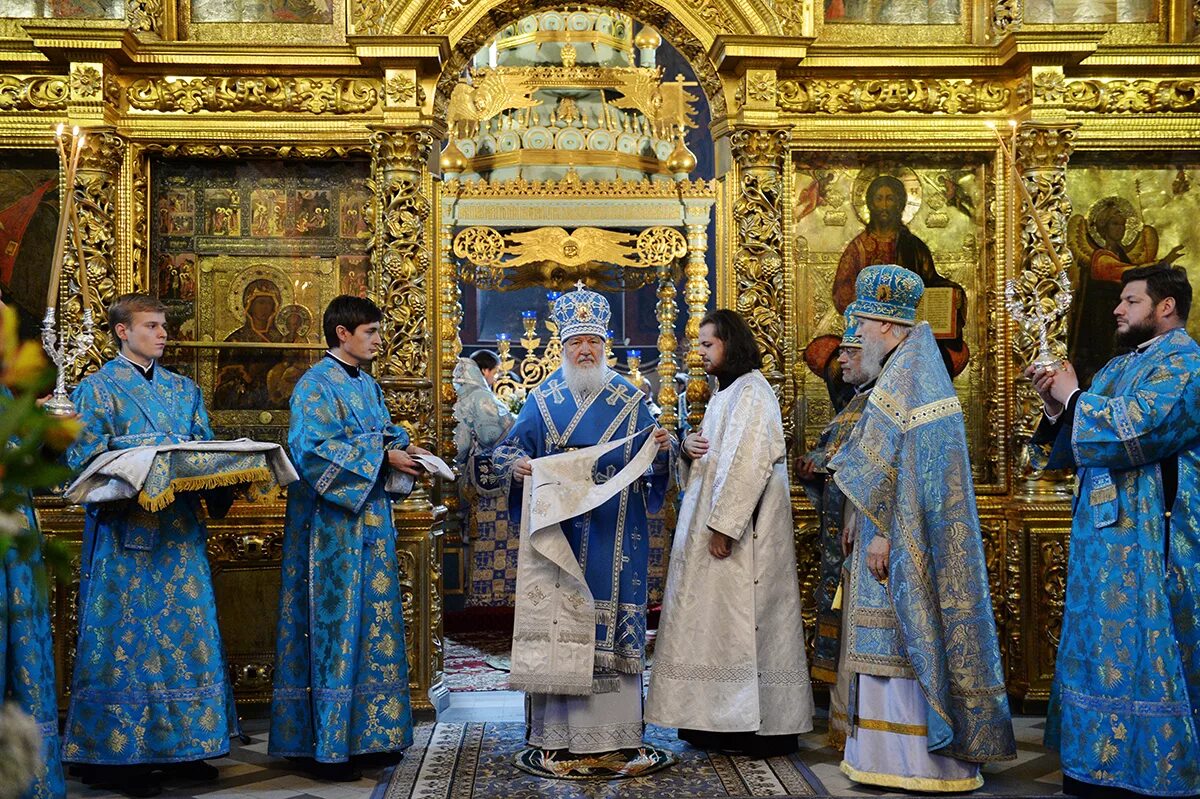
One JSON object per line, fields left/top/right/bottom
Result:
{"left": 633, "top": 26, "right": 661, "bottom": 50}
{"left": 440, "top": 139, "right": 469, "bottom": 173}
{"left": 666, "top": 136, "right": 696, "bottom": 176}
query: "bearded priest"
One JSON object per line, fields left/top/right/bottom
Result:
{"left": 493, "top": 283, "right": 675, "bottom": 777}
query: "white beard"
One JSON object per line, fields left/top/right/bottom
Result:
{"left": 562, "top": 360, "right": 611, "bottom": 400}
{"left": 860, "top": 335, "right": 887, "bottom": 384}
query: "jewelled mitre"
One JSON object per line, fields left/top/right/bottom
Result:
{"left": 552, "top": 281, "right": 611, "bottom": 340}
{"left": 850, "top": 263, "right": 924, "bottom": 325}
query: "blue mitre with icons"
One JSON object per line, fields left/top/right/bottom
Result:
{"left": 851, "top": 264, "right": 924, "bottom": 325}
{"left": 552, "top": 281, "right": 611, "bottom": 341}
{"left": 841, "top": 309, "right": 863, "bottom": 349}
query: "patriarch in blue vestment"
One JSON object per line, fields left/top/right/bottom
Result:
{"left": 830, "top": 265, "right": 1016, "bottom": 792}
{"left": 269, "top": 295, "right": 420, "bottom": 782}
{"left": 493, "top": 283, "right": 674, "bottom": 770}
{"left": 1027, "top": 261, "right": 1200, "bottom": 798}
{"left": 64, "top": 294, "right": 238, "bottom": 798}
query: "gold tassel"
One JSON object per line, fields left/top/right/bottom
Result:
{"left": 138, "top": 467, "right": 274, "bottom": 512}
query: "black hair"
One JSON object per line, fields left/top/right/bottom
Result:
{"left": 323, "top": 294, "right": 383, "bottom": 348}
{"left": 1121, "top": 262, "right": 1192, "bottom": 321}
{"left": 700, "top": 309, "right": 763, "bottom": 381}
{"left": 471, "top": 349, "right": 499, "bottom": 371}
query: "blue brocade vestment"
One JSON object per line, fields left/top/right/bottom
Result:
{"left": 1, "top": 386, "right": 65, "bottom": 798}
{"left": 492, "top": 368, "right": 670, "bottom": 677}
{"left": 1031, "top": 327, "right": 1200, "bottom": 796}
{"left": 63, "top": 358, "right": 239, "bottom": 765}
{"left": 269, "top": 356, "right": 413, "bottom": 763}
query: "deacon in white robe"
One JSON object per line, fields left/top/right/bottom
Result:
{"left": 646, "top": 309, "right": 813, "bottom": 757}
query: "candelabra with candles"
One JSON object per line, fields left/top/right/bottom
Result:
{"left": 40, "top": 124, "right": 94, "bottom": 417}
{"left": 991, "top": 120, "right": 1074, "bottom": 371}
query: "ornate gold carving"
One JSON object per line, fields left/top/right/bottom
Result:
{"left": 127, "top": 0, "right": 165, "bottom": 34}
{"left": 777, "top": 78, "right": 1013, "bottom": 114}
{"left": 141, "top": 143, "right": 372, "bottom": 159}
{"left": 453, "top": 226, "right": 507, "bottom": 265}
{"left": 0, "top": 75, "right": 69, "bottom": 111}
{"left": 69, "top": 65, "right": 103, "bottom": 101}
{"left": 991, "top": 0, "right": 1022, "bottom": 36}
{"left": 1039, "top": 537, "right": 1067, "bottom": 649}
{"left": 125, "top": 77, "right": 379, "bottom": 115}
{"left": 611, "top": 72, "right": 699, "bottom": 137}
{"left": 370, "top": 128, "right": 436, "bottom": 446}
{"left": 447, "top": 70, "right": 540, "bottom": 138}
{"left": 129, "top": 144, "right": 149, "bottom": 294}
{"left": 445, "top": 174, "right": 716, "bottom": 198}
{"left": 1035, "top": 77, "right": 1200, "bottom": 114}
{"left": 64, "top": 130, "right": 126, "bottom": 385}
{"left": 636, "top": 227, "right": 688, "bottom": 266}
{"left": 385, "top": 73, "right": 423, "bottom": 107}
{"left": 1009, "top": 123, "right": 1076, "bottom": 482}
{"left": 684, "top": 223, "right": 711, "bottom": 428}
{"left": 729, "top": 128, "right": 789, "bottom": 382}
{"left": 351, "top": 0, "right": 388, "bottom": 35}
{"left": 656, "top": 263, "right": 680, "bottom": 433}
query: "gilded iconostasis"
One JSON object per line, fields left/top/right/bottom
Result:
{"left": 4, "top": 0, "right": 1200, "bottom": 711}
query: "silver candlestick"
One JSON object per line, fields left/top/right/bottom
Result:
{"left": 1005, "top": 269, "right": 1073, "bottom": 371}
{"left": 40, "top": 305, "right": 94, "bottom": 417}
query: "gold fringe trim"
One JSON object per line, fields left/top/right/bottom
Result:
{"left": 594, "top": 651, "right": 643, "bottom": 675}
{"left": 138, "top": 467, "right": 274, "bottom": 512}
{"left": 840, "top": 761, "right": 983, "bottom": 793}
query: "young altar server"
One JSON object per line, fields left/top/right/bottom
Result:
{"left": 63, "top": 293, "right": 238, "bottom": 798}
{"left": 269, "top": 295, "right": 426, "bottom": 781}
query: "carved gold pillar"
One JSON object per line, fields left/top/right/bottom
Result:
{"left": 368, "top": 125, "right": 448, "bottom": 712}
{"left": 728, "top": 127, "right": 791, "bottom": 421}
{"left": 656, "top": 263, "right": 679, "bottom": 434}
{"left": 684, "top": 221, "right": 711, "bottom": 429}
{"left": 1010, "top": 122, "right": 1078, "bottom": 493}
{"left": 62, "top": 128, "right": 125, "bottom": 385}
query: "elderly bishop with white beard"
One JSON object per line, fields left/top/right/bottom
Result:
{"left": 492, "top": 283, "right": 675, "bottom": 777}
{"left": 646, "top": 309, "right": 813, "bottom": 757}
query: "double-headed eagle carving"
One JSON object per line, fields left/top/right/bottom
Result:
{"left": 610, "top": 71, "right": 698, "bottom": 138}
{"left": 447, "top": 71, "right": 541, "bottom": 139}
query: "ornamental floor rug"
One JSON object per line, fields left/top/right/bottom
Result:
{"left": 380, "top": 722, "right": 827, "bottom": 799}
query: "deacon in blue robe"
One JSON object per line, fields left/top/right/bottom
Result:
{"left": 2, "top": 387, "right": 66, "bottom": 799}
{"left": 493, "top": 284, "right": 672, "bottom": 761}
{"left": 63, "top": 294, "right": 237, "bottom": 795}
{"left": 269, "top": 296, "right": 416, "bottom": 780}
{"left": 1028, "top": 262, "right": 1200, "bottom": 797}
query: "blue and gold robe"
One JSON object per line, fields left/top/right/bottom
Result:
{"left": 269, "top": 356, "right": 413, "bottom": 763}
{"left": 829, "top": 323, "right": 1016, "bottom": 765}
{"left": 1030, "top": 327, "right": 1200, "bottom": 795}
{"left": 63, "top": 358, "right": 238, "bottom": 765}
{"left": 493, "top": 368, "right": 670, "bottom": 678}
{"left": 1, "top": 387, "right": 65, "bottom": 799}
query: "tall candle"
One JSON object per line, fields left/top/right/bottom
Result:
{"left": 45, "top": 125, "right": 70, "bottom": 310}
{"left": 67, "top": 131, "right": 89, "bottom": 309}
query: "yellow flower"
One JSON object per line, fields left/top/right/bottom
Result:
{"left": 43, "top": 416, "right": 82, "bottom": 451}
{"left": 0, "top": 304, "right": 17, "bottom": 359}
{"left": 2, "top": 341, "right": 48, "bottom": 390}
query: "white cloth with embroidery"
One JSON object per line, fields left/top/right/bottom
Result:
{"left": 646, "top": 370, "right": 814, "bottom": 736}
{"left": 508, "top": 430, "right": 661, "bottom": 696}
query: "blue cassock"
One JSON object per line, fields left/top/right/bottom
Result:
{"left": 493, "top": 368, "right": 670, "bottom": 676}
{"left": 63, "top": 358, "right": 238, "bottom": 765}
{"left": 269, "top": 356, "right": 413, "bottom": 763}
{"left": 1, "top": 386, "right": 65, "bottom": 799}
{"left": 1031, "top": 327, "right": 1200, "bottom": 795}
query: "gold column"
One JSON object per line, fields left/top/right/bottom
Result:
{"left": 684, "top": 221, "right": 711, "bottom": 429}
{"left": 63, "top": 128, "right": 125, "bottom": 385}
{"left": 656, "top": 262, "right": 679, "bottom": 435}
{"left": 728, "top": 127, "right": 791, "bottom": 420}
{"left": 368, "top": 125, "right": 448, "bottom": 712}
{"left": 1010, "top": 122, "right": 1078, "bottom": 492}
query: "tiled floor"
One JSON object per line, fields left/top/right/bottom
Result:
{"left": 66, "top": 691, "right": 1063, "bottom": 798}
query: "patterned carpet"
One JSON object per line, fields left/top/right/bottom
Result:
{"left": 443, "top": 631, "right": 512, "bottom": 692}
{"left": 381, "top": 722, "right": 827, "bottom": 799}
